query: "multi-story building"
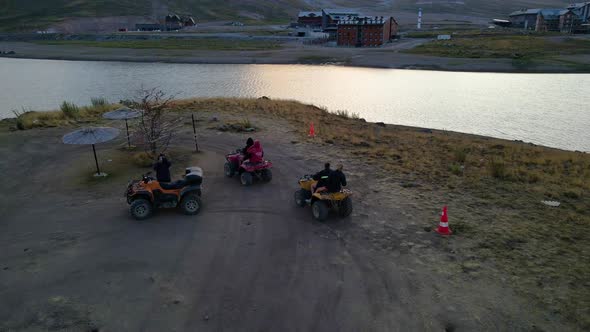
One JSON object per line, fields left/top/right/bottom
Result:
{"left": 336, "top": 16, "right": 398, "bottom": 47}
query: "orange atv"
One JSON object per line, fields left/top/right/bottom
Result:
{"left": 126, "top": 167, "right": 203, "bottom": 220}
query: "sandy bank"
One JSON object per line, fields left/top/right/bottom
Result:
{"left": 1, "top": 40, "right": 589, "bottom": 73}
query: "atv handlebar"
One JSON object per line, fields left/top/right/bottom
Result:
{"left": 299, "top": 174, "right": 314, "bottom": 181}
{"left": 142, "top": 172, "right": 155, "bottom": 183}
{"left": 226, "top": 149, "right": 243, "bottom": 157}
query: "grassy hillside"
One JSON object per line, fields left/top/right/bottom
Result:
{"left": 0, "top": 0, "right": 310, "bottom": 31}
{"left": 389, "top": 0, "right": 571, "bottom": 17}
{"left": 0, "top": 0, "right": 148, "bottom": 31}
{"left": 0, "top": 0, "right": 573, "bottom": 32}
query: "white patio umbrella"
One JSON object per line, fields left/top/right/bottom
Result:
{"left": 62, "top": 127, "right": 120, "bottom": 176}
{"left": 102, "top": 108, "right": 141, "bottom": 148}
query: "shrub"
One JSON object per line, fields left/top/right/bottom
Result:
{"left": 60, "top": 101, "right": 80, "bottom": 118}
{"left": 119, "top": 99, "right": 134, "bottom": 107}
{"left": 239, "top": 118, "right": 253, "bottom": 128}
{"left": 490, "top": 158, "right": 508, "bottom": 179}
{"left": 334, "top": 110, "right": 360, "bottom": 119}
{"left": 12, "top": 109, "right": 26, "bottom": 130}
{"left": 454, "top": 148, "right": 468, "bottom": 163}
{"left": 449, "top": 163, "right": 463, "bottom": 176}
{"left": 563, "top": 190, "right": 581, "bottom": 199}
{"left": 132, "top": 152, "right": 154, "bottom": 168}
{"left": 90, "top": 97, "right": 108, "bottom": 107}
{"left": 527, "top": 172, "right": 540, "bottom": 183}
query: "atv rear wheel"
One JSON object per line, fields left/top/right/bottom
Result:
{"left": 312, "top": 200, "right": 329, "bottom": 222}
{"left": 130, "top": 198, "right": 153, "bottom": 220}
{"left": 180, "top": 194, "right": 202, "bottom": 215}
{"left": 261, "top": 169, "right": 272, "bottom": 182}
{"left": 240, "top": 172, "right": 253, "bottom": 186}
{"left": 224, "top": 162, "right": 235, "bottom": 178}
{"left": 339, "top": 197, "right": 353, "bottom": 218}
{"left": 294, "top": 189, "right": 307, "bottom": 207}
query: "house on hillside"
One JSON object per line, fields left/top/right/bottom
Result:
{"left": 298, "top": 11, "right": 323, "bottom": 27}
{"left": 537, "top": 9, "right": 577, "bottom": 32}
{"left": 163, "top": 14, "right": 197, "bottom": 31}
{"left": 510, "top": 8, "right": 578, "bottom": 32}
{"left": 336, "top": 16, "right": 398, "bottom": 47}
{"left": 568, "top": 2, "right": 590, "bottom": 22}
{"left": 165, "top": 14, "right": 183, "bottom": 30}
{"left": 184, "top": 17, "right": 196, "bottom": 27}
{"left": 509, "top": 9, "right": 542, "bottom": 30}
{"left": 136, "top": 23, "right": 162, "bottom": 31}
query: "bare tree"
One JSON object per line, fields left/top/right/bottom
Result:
{"left": 126, "top": 88, "right": 182, "bottom": 157}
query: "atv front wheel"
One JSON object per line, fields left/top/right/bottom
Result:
{"left": 180, "top": 194, "right": 202, "bottom": 215}
{"left": 294, "top": 189, "right": 307, "bottom": 207}
{"left": 130, "top": 198, "right": 153, "bottom": 220}
{"left": 312, "top": 200, "right": 329, "bottom": 222}
{"left": 261, "top": 169, "right": 272, "bottom": 182}
{"left": 339, "top": 197, "right": 353, "bottom": 218}
{"left": 224, "top": 162, "right": 235, "bottom": 178}
{"left": 240, "top": 172, "right": 253, "bottom": 186}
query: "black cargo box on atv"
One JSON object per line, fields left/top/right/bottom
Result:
{"left": 185, "top": 167, "right": 203, "bottom": 185}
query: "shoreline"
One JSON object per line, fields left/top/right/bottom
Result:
{"left": 2, "top": 52, "right": 589, "bottom": 74}
{"left": 3, "top": 97, "right": 587, "bottom": 154}
{"left": 2, "top": 40, "right": 590, "bottom": 74}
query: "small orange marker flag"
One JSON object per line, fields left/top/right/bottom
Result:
{"left": 308, "top": 122, "right": 316, "bottom": 138}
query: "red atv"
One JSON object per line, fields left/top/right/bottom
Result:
{"left": 224, "top": 149, "right": 273, "bottom": 186}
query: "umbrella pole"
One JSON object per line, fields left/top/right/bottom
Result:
{"left": 125, "top": 118, "right": 131, "bottom": 148}
{"left": 92, "top": 144, "right": 101, "bottom": 175}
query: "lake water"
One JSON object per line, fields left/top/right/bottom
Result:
{"left": 1, "top": 58, "right": 588, "bottom": 152}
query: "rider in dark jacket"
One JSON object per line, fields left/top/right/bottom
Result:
{"left": 312, "top": 163, "right": 332, "bottom": 193}
{"left": 327, "top": 164, "right": 347, "bottom": 192}
{"left": 154, "top": 154, "right": 172, "bottom": 183}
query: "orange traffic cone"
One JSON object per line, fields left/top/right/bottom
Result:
{"left": 308, "top": 122, "right": 316, "bottom": 138}
{"left": 436, "top": 206, "right": 452, "bottom": 236}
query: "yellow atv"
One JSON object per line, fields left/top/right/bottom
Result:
{"left": 294, "top": 175, "right": 353, "bottom": 221}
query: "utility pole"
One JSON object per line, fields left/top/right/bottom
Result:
{"left": 418, "top": 8, "right": 423, "bottom": 29}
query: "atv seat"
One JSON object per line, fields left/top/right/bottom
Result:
{"left": 160, "top": 180, "right": 187, "bottom": 190}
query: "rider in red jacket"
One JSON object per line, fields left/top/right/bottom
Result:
{"left": 246, "top": 140, "right": 264, "bottom": 164}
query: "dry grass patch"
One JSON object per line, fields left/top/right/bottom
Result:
{"left": 36, "top": 39, "right": 284, "bottom": 51}
{"left": 406, "top": 36, "right": 590, "bottom": 59}
{"left": 12, "top": 101, "right": 118, "bottom": 130}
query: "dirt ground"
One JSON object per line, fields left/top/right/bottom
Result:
{"left": 0, "top": 111, "right": 576, "bottom": 331}
{"left": 2, "top": 38, "right": 589, "bottom": 73}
